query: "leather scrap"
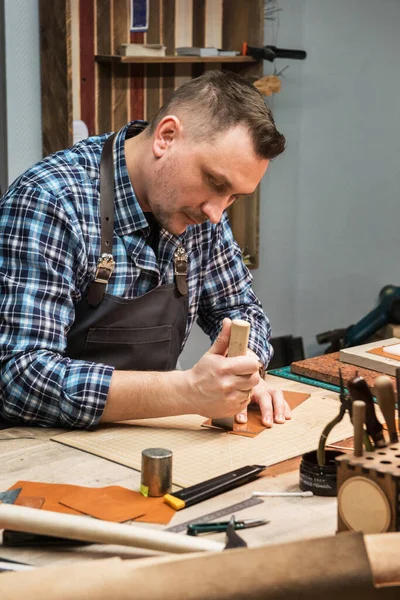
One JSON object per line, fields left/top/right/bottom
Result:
{"left": 203, "top": 390, "right": 311, "bottom": 437}
{"left": 7, "top": 481, "right": 175, "bottom": 524}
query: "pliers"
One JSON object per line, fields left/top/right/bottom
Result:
{"left": 317, "top": 369, "right": 354, "bottom": 466}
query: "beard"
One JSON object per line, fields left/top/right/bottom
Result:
{"left": 147, "top": 159, "right": 208, "bottom": 234}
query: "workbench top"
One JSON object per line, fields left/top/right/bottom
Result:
{"left": 0, "top": 376, "right": 341, "bottom": 568}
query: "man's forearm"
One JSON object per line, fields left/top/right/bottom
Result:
{"left": 100, "top": 370, "right": 193, "bottom": 422}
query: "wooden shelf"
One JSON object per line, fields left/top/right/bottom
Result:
{"left": 95, "top": 54, "right": 257, "bottom": 64}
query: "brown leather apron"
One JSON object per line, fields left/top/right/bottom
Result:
{"left": 65, "top": 132, "right": 189, "bottom": 371}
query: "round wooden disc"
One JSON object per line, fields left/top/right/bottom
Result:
{"left": 338, "top": 477, "right": 391, "bottom": 534}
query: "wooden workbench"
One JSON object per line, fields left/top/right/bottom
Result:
{"left": 0, "top": 376, "right": 342, "bottom": 568}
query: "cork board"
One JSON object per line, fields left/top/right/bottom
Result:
{"left": 291, "top": 352, "right": 397, "bottom": 392}
{"left": 52, "top": 391, "right": 354, "bottom": 488}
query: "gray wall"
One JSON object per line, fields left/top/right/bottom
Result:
{"left": 1, "top": 0, "right": 42, "bottom": 189}
{"left": 182, "top": 0, "right": 400, "bottom": 366}
{"left": 0, "top": 0, "right": 7, "bottom": 193}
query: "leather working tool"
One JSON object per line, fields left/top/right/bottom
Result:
{"left": 211, "top": 319, "right": 251, "bottom": 430}
{"left": 317, "top": 370, "right": 353, "bottom": 466}
{"left": 347, "top": 372, "right": 385, "bottom": 449}
{"left": 163, "top": 465, "right": 266, "bottom": 510}
{"left": 187, "top": 517, "right": 268, "bottom": 536}
{"left": 374, "top": 375, "right": 398, "bottom": 443}
{"left": 224, "top": 516, "right": 248, "bottom": 549}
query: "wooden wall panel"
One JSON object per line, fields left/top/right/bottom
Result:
{"left": 174, "top": 0, "right": 193, "bottom": 89}
{"left": 40, "top": 0, "right": 72, "bottom": 156}
{"left": 192, "top": 0, "right": 205, "bottom": 48}
{"left": 79, "top": 0, "right": 95, "bottom": 135}
{"left": 96, "top": 0, "right": 112, "bottom": 132}
{"left": 112, "top": 0, "right": 130, "bottom": 130}
{"left": 129, "top": 32, "right": 145, "bottom": 120}
{"left": 161, "top": 0, "right": 176, "bottom": 105}
{"left": 146, "top": 0, "right": 162, "bottom": 120}
{"left": 223, "top": 0, "right": 263, "bottom": 267}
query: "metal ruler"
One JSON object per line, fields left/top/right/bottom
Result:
{"left": 166, "top": 497, "right": 264, "bottom": 533}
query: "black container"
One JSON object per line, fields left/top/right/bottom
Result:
{"left": 299, "top": 449, "right": 343, "bottom": 497}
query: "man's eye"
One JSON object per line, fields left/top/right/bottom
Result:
{"left": 209, "top": 179, "right": 225, "bottom": 191}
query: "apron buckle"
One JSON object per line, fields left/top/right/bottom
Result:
{"left": 174, "top": 246, "right": 188, "bottom": 296}
{"left": 94, "top": 253, "right": 115, "bottom": 284}
{"left": 86, "top": 253, "right": 115, "bottom": 307}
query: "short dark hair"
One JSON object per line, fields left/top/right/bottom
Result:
{"left": 148, "top": 70, "right": 286, "bottom": 160}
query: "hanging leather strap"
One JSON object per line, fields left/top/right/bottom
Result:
{"left": 87, "top": 133, "right": 117, "bottom": 307}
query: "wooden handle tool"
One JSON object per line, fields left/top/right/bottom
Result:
{"left": 227, "top": 319, "right": 250, "bottom": 358}
{"left": 347, "top": 373, "right": 386, "bottom": 448}
{"left": 374, "top": 375, "right": 398, "bottom": 444}
{"left": 352, "top": 400, "right": 366, "bottom": 457}
{"left": 211, "top": 319, "right": 250, "bottom": 430}
{"left": 0, "top": 504, "right": 224, "bottom": 554}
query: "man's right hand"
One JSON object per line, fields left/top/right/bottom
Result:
{"left": 185, "top": 318, "right": 260, "bottom": 418}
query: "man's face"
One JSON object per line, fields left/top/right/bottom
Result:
{"left": 145, "top": 124, "right": 269, "bottom": 235}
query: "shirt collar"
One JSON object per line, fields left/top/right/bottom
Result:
{"left": 112, "top": 120, "right": 149, "bottom": 237}
{"left": 111, "top": 121, "right": 186, "bottom": 246}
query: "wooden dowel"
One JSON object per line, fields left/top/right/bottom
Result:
{"left": 0, "top": 504, "right": 224, "bottom": 554}
{"left": 227, "top": 319, "right": 250, "bottom": 357}
{"left": 352, "top": 400, "right": 366, "bottom": 457}
{"left": 375, "top": 375, "right": 398, "bottom": 443}
{"left": 211, "top": 319, "right": 250, "bottom": 430}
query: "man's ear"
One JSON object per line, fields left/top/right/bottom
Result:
{"left": 152, "top": 115, "right": 181, "bottom": 158}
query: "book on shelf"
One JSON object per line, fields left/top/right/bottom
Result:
{"left": 176, "top": 47, "right": 240, "bottom": 58}
{"left": 176, "top": 47, "right": 219, "bottom": 57}
{"left": 118, "top": 43, "right": 166, "bottom": 57}
{"left": 218, "top": 50, "right": 240, "bottom": 57}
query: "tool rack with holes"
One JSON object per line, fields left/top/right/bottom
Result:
{"left": 336, "top": 445, "right": 400, "bottom": 533}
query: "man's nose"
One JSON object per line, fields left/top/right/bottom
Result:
{"left": 201, "top": 199, "right": 227, "bottom": 224}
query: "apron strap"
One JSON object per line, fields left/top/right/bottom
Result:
{"left": 86, "top": 129, "right": 189, "bottom": 306}
{"left": 87, "top": 133, "right": 117, "bottom": 307}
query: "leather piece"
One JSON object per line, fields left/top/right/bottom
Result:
{"left": 203, "top": 390, "right": 311, "bottom": 437}
{"left": 15, "top": 496, "right": 45, "bottom": 509}
{"left": 368, "top": 346, "right": 400, "bottom": 362}
{"left": 7, "top": 481, "right": 175, "bottom": 524}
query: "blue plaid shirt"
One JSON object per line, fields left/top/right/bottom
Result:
{"left": 0, "top": 121, "right": 272, "bottom": 428}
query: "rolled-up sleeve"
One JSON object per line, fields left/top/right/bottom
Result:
{"left": 0, "top": 185, "right": 113, "bottom": 428}
{"left": 197, "top": 213, "right": 272, "bottom": 367}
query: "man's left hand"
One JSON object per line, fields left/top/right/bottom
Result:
{"left": 235, "top": 378, "right": 292, "bottom": 427}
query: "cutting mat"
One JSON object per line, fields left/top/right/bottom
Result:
{"left": 52, "top": 391, "right": 354, "bottom": 488}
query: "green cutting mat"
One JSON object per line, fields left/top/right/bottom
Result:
{"left": 268, "top": 366, "right": 341, "bottom": 393}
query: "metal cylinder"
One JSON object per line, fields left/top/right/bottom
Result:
{"left": 140, "top": 448, "right": 173, "bottom": 497}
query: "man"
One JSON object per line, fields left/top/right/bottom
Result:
{"left": 0, "top": 70, "right": 291, "bottom": 430}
